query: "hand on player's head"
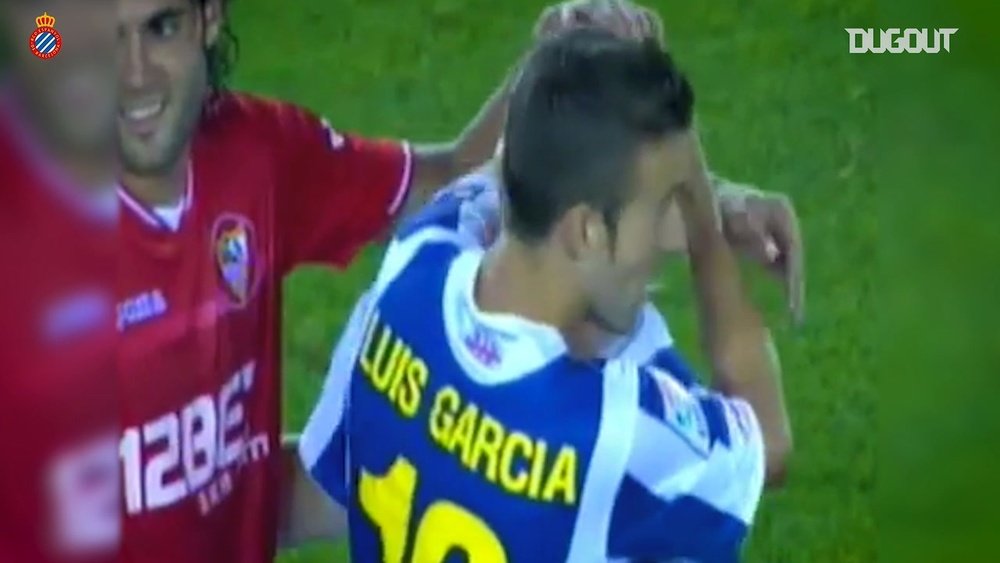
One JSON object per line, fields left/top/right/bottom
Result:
{"left": 630, "top": 2, "right": 666, "bottom": 46}
{"left": 534, "top": 0, "right": 664, "bottom": 46}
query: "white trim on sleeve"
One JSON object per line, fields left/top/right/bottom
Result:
{"left": 387, "top": 141, "right": 414, "bottom": 216}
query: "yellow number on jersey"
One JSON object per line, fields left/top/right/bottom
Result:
{"left": 359, "top": 456, "right": 508, "bottom": 563}
{"left": 359, "top": 456, "right": 417, "bottom": 562}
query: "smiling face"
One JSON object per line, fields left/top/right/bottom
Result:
{"left": 117, "top": 0, "right": 221, "bottom": 176}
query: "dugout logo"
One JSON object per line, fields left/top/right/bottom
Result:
{"left": 212, "top": 214, "right": 262, "bottom": 309}
{"left": 29, "top": 12, "right": 62, "bottom": 60}
{"left": 846, "top": 28, "right": 957, "bottom": 54}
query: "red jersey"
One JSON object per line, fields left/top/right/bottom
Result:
{"left": 116, "top": 93, "right": 412, "bottom": 563}
{"left": 0, "top": 102, "right": 119, "bottom": 562}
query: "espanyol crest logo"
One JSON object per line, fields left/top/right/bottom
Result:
{"left": 212, "top": 214, "right": 260, "bottom": 308}
{"left": 29, "top": 12, "right": 62, "bottom": 60}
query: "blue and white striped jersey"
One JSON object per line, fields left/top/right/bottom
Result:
{"left": 300, "top": 170, "right": 766, "bottom": 562}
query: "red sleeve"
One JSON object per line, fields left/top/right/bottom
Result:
{"left": 271, "top": 103, "right": 413, "bottom": 273}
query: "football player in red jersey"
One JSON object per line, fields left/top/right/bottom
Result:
{"left": 112, "top": 1, "right": 651, "bottom": 562}
{"left": 0, "top": 1, "right": 121, "bottom": 562}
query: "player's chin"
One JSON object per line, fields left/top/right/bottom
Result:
{"left": 608, "top": 305, "right": 643, "bottom": 337}
{"left": 119, "top": 142, "right": 170, "bottom": 176}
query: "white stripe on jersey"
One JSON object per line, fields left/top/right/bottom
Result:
{"left": 299, "top": 290, "right": 373, "bottom": 470}
{"left": 387, "top": 141, "right": 413, "bottom": 216}
{"left": 373, "top": 225, "right": 467, "bottom": 296}
{"left": 565, "top": 359, "right": 638, "bottom": 562}
{"left": 626, "top": 366, "right": 766, "bottom": 525}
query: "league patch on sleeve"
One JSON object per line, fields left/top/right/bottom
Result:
{"left": 648, "top": 367, "right": 712, "bottom": 456}
{"left": 722, "top": 397, "right": 760, "bottom": 447}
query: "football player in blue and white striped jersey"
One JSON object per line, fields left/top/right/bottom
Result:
{"left": 298, "top": 28, "right": 791, "bottom": 563}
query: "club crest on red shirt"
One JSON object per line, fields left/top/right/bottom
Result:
{"left": 212, "top": 214, "right": 259, "bottom": 308}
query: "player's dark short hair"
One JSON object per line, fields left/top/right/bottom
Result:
{"left": 501, "top": 28, "right": 694, "bottom": 242}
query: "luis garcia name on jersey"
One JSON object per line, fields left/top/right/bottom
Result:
{"left": 303, "top": 170, "right": 767, "bottom": 562}
{"left": 355, "top": 308, "right": 579, "bottom": 506}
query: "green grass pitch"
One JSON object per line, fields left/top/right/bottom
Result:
{"left": 230, "top": 0, "right": 874, "bottom": 561}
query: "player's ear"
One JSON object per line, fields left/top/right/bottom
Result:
{"left": 558, "top": 204, "right": 610, "bottom": 262}
{"left": 201, "top": 0, "right": 224, "bottom": 47}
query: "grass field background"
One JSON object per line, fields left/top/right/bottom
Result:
{"left": 229, "top": 0, "right": 874, "bottom": 561}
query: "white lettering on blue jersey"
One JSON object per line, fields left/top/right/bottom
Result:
{"left": 300, "top": 169, "right": 766, "bottom": 562}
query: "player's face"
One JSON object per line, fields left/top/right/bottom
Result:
{"left": 117, "top": 0, "right": 221, "bottom": 175}
{"left": 0, "top": 0, "right": 117, "bottom": 156}
{"left": 579, "top": 132, "right": 695, "bottom": 335}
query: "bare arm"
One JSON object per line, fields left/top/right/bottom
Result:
{"left": 403, "top": 67, "right": 517, "bottom": 214}
{"left": 660, "top": 173, "right": 750, "bottom": 253}
{"left": 679, "top": 134, "right": 793, "bottom": 487}
{"left": 403, "top": 0, "right": 666, "bottom": 214}
{"left": 277, "top": 435, "right": 348, "bottom": 549}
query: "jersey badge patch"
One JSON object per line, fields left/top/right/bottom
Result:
{"left": 212, "top": 214, "right": 261, "bottom": 308}
{"left": 649, "top": 367, "right": 711, "bottom": 456}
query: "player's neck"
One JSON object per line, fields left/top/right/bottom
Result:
{"left": 477, "top": 236, "right": 585, "bottom": 335}
{"left": 121, "top": 162, "right": 187, "bottom": 207}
